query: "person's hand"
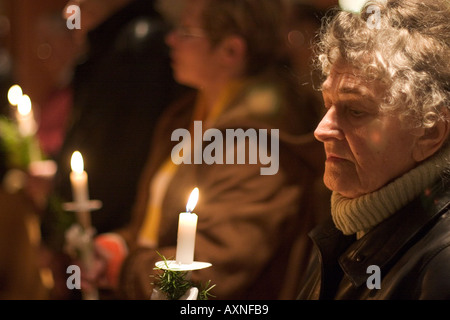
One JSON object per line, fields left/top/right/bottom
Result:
{"left": 76, "top": 241, "right": 110, "bottom": 292}
{"left": 79, "top": 233, "right": 128, "bottom": 291}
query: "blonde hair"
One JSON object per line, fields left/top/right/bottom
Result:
{"left": 315, "top": 0, "right": 450, "bottom": 128}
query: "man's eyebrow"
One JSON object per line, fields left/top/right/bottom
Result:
{"left": 322, "top": 85, "right": 377, "bottom": 103}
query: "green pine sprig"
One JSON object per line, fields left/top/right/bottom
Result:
{"left": 0, "top": 115, "right": 28, "bottom": 168}
{"left": 152, "top": 251, "right": 216, "bottom": 300}
{"left": 0, "top": 115, "right": 44, "bottom": 169}
{"left": 198, "top": 280, "right": 216, "bottom": 300}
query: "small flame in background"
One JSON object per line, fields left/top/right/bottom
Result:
{"left": 71, "top": 151, "right": 84, "bottom": 173}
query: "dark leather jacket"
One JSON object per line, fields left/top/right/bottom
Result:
{"left": 297, "top": 176, "right": 450, "bottom": 300}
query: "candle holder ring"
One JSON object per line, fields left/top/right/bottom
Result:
{"left": 62, "top": 199, "right": 103, "bottom": 213}
{"left": 155, "top": 260, "right": 212, "bottom": 272}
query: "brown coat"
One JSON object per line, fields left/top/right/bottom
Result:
{"left": 117, "top": 69, "right": 329, "bottom": 300}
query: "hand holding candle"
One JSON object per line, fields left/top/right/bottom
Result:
{"left": 176, "top": 187, "right": 199, "bottom": 265}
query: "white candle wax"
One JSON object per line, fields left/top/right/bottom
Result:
{"left": 175, "top": 212, "right": 198, "bottom": 265}
{"left": 175, "top": 188, "right": 199, "bottom": 265}
{"left": 70, "top": 170, "right": 89, "bottom": 205}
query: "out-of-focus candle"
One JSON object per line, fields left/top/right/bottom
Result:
{"left": 70, "top": 151, "right": 91, "bottom": 229}
{"left": 7, "top": 85, "right": 23, "bottom": 106}
{"left": 16, "top": 94, "right": 37, "bottom": 137}
{"left": 175, "top": 187, "right": 199, "bottom": 265}
{"left": 70, "top": 151, "right": 89, "bottom": 204}
{"left": 69, "top": 150, "right": 97, "bottom": 300}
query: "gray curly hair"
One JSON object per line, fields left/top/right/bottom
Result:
{"left": 315, "top": 0, "right": 450, "bottom": 129}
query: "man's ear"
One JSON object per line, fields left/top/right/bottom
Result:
{"left": 412, "top": 117, "right": 450, "bottom": 162}
{"left": 217, "top": 35, "right": 247, "bottom": 71}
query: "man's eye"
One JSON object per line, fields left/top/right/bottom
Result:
{"left": 348, "top": 109, "right": 365, "bottom": 117}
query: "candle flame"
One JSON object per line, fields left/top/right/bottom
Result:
{"left": 71, "top": 151, "right": 84, "bottom": 173}
{"left": 7, "top": 85, "right": 23, "bottom": 106}
{"left": 17, "top": 94, "right": 32, "bottom": 116}
{"left": 186, "top": 187, "right": 199, "bottom": 213}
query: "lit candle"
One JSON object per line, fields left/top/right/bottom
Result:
{"left": 7, "top": 84, "right": 23, "bottom": 106}
{"left": 70, "top": 151, "right": 91, "bottom": 228}
{"left": 175, "top": 187, "right": 199, "bottom": 265}
{"left": 15, "top": 93, "right": 41, "bottom": 163}
{"left": 16, "top": 94, "right": 37, "bottom": 137}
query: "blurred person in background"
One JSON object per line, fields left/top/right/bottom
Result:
{"left": 40, "top": 0, "right": 187, "bottom": 299}
{"left": 82, "top": 0, "right": 328, "bottom": 300}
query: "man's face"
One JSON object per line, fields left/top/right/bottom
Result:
{"left": 314, "top": 61, "right": 421, "bottom": 198}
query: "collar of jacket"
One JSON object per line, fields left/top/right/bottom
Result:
{"left": 310, "top": 176, "right": 450, "bottom": 289}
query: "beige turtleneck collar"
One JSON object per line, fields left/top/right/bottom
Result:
{"left": 331, "top": 144, "right": 450, "bottom": 238}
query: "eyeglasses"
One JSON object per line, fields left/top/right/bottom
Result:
{"left": 171, "top": 25, "right": 207, "bottom": 39}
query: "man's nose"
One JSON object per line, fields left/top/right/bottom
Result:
{"left": 314, "top": 106, "right": 344, "bottom": 142}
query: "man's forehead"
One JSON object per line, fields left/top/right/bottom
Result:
{"left": 324, "top": 63, "right": 367, "bottom": 89}
{"left": 322, "top": 61, "right": 385, "bottom": 98}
